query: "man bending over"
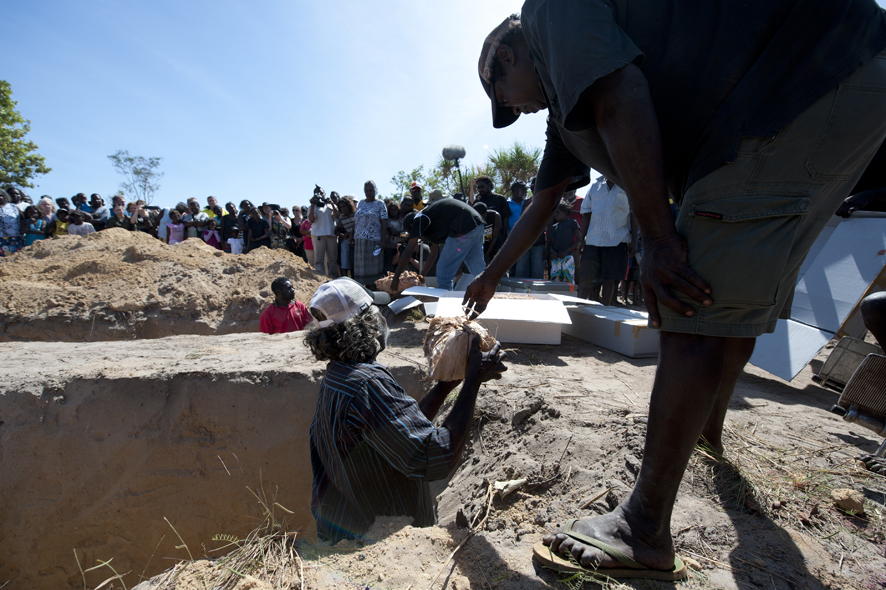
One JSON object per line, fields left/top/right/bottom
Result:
{"left": 464, "top": 1, "right": 886, "bottom": 580}
{"left": 306, "top": 278, "right": 506, "bottom": 542}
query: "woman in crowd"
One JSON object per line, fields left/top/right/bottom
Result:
{"left": 335, "top": 196, "right": 356, "bottom": 278}
{"left": 106, "top": 204, "right": 133, "bottom": 230}
{"left": 383, "top": 200, "right": 403, "bottom": 273}
{"left": 22, "top": 206, "right": 47, "bottom": 247}
{"left": 37, "top": 197, "right": 56, "bottom": 225}
{"left": 0, "top": 189, "right": 24, "bottom": 256}
{"left": 352, "top": 180, "right": 387, "bottom": 283}
{"left": 246, "top": 207, "right": 271, "bottom": 252}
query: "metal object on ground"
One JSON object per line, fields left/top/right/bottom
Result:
{"left": 831, "top": 353, "right": 886, "bottom": 458}
{"left": 816, "top": 336, "right": 882, "bottom": 391}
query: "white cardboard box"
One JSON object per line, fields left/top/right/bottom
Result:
{"left": 434, "top": 293, "right": 572, "bottom": 345}
{"left": 750, "top": 215, "right": 886, "bottom": 380}
{"left": 561, "top": 306, "right": 659, "bottom": 358}
{"left": 500, "top": 278, "right": 576, "bottom": 294}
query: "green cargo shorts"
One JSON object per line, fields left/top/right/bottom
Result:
{"left": 658, "top": 50, "right": 886, "bottom": 338}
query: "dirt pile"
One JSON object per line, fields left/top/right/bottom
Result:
{"left": 0, "top": 230, "right": 326, "bottom": 341}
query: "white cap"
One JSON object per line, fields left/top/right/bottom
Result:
{"left": 309, "top": 278, "right": 375, "bottom": 328}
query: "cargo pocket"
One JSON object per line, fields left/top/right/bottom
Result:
{"left": 679, "top": 193, "right": 811, "bottom": 307}
{"left": 806, "top": 83, "right": 886, "bottom": 181}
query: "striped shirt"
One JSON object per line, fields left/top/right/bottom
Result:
{"left": 581, "top": 178, "right": 631, "bottom": 247}
{"left": 310, "top": 360, "right": 453, "bottom": 542}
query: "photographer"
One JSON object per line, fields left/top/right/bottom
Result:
{"left": 308, "top": 185, "right": 340, "bottom": 277}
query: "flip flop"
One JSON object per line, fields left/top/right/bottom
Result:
{"left": 532, "top": 519, "right": 688, "bottom": 581}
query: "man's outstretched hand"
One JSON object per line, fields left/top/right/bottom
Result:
{"left": 462, "top": 272, "right": 498, "bottom": 319}
{"left": 466, "top": 335, "right": 507, "bottom": 383}
{"left": 641, "top": 232, "right": 712, "bottom": 328}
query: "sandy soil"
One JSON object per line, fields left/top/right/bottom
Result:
{"left": 0, "top": 229, "right": 325, "bottom": 341}
{"left": 4, "top": 314, "right": 884, "bottom": 590}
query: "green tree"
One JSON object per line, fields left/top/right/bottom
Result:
{"left": 0, "top": 80, "right": 51, "bottom": 188}
{"left": 486, "top": 141, "right": 541, "bottom": 194}
{"left": 388, "top": 166, "right": 427, "bottom": 202}
{"left": 108, "top": 150, "right": 163, "bottom": 205}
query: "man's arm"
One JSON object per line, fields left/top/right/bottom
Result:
{"left": 439, "top": 338, "right": 505, "bottom": 474}
{"left": 579, "top": 212, "right": 591, "bottom": 254}
{"left": 391, "top": 237, "right": 420, "bottom": 291}
{"left": 308, "top": 204, "right": 316, "bottom": 224}
{"left": 417, "top": 380, "right": 461, "bottom": 420}
{"left": 463, "top": 178, "right": 570, "bottom": 316}
{"left": 589, "top": 63, "right": 711, "bottom": 327}
{"left": 422, "top": 244, "right": 439, "bottom": 276}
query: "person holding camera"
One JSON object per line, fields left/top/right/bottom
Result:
{"left": 309, "top": 186, "right": 340, "bottom": 277}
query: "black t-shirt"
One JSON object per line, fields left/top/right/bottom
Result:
{"left": 550, "top": 218, "right": 579, "bottom": 253}
{"left": 527, "top": 0, "right": 886, "bottom": 200}
{"left": 408, "top": 199, "right": 484, "bottom": 244}
{"left": 477, "top": 193, "right": 511, "bottom": 227}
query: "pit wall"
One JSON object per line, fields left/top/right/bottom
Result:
{"left": 0, "top": 346, "right": 428, "bottom": 590}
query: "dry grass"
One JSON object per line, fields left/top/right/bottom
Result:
{"left": 144, "top": 485, "right": 304, "bottom": 590}
{"left": 694, "top": 419, "right": 886, "bottom": 551}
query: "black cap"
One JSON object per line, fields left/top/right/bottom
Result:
{"left": 478, "top": 16, "right": 521, "bottom": 129}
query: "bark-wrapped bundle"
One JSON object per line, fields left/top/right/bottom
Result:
{"left": 375, "top": 271, "right": 424, "bottom": 294}
{"left": 423, "top": 315, "right": 497, "bottom": 381}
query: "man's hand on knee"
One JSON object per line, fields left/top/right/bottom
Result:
{"left": 641, "top": 232, "right": 712, "bottom": 328}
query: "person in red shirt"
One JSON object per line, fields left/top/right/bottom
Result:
{"left": 259, "top": 277, "right": 311, "bottom": 334}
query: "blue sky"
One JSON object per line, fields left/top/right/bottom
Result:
{"left": 7, "top": 1, "right": 886, "bottom": 210}
{"left": 5, "top": 0, "right": 543, "bottom": 210}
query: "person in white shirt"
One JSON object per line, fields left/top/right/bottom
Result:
{"left": 228, "top": 227, "right": 244, "bottom": 254}
{"left": 308, "top": 186, "right": 341, "bottom": 277}
{"left": 579, "top": 176, "right": 636, "bottom": 305}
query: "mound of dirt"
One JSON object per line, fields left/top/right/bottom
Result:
{"left": 0, "top": 230, "right": 326, "bottom": 341}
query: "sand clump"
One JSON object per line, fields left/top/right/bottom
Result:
{"left": 0, "top": 229, "right": 327, "bottom": 341}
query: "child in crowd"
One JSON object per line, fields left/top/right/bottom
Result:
{"left": 203, "top": 218, "right": 222, "bottom": 250}
{"left": 227, "top": 227, "right": 244, "bottom": 254}
{"left": 66, "top": 210, "right": 96, "bottom": 236}
{"left": 46, "top": 209, "right": 70, "bottom": 237}
{"left": 166, "top": 210, "right": 186, "bottom": 245}
{"left": 547, "top": 203, "right": 581, "bottom": 284}
{"left": 22, "top": 206, "right": 46, "bottom": 247}
{"left": 300, "top": 217, "right": 314, "bottom": 266}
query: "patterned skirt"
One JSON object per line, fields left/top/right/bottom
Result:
{"left": 551, "top": 255, "right": 576, "bottom": 284}
{"left": 0, "top": 236, "right": 24, "bottom": 257}
{"left": 353, "top": 238, "right": 383, "bottom": 280}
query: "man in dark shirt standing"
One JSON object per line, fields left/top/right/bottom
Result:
{"left": 306, "top": 278, "right": 506, "bottom": 542}
{"left": 463, "top": 0, "right": 886, "bottom": 580}
{"left": 473, "top": 176, "right": 510, "bottom": 235}
{"left": 391, "top": 197, "right": 486, "bottom": 291}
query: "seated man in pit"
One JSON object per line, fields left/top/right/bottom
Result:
{"left": 259, "top": 277, "right": 311, "bottom": 334}
{"left": 305, "top": 277, "right": 506, "bottom": 542}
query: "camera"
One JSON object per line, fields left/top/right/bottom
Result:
{"left": 311, "top": 184, "right": 328, "bottom": 207}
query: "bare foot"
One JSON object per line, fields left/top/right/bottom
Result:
{"left": 858, "top": 454, "right": 886, "bottom": 475}
{"left": 542, "top": 504, "right": 675, "bottom": 571}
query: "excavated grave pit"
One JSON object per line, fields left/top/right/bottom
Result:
{"left": 0, "top": 332, "right": 429, "bottom": 590}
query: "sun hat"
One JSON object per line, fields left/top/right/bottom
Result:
{"left": 428, "top": 189, "right": 445, "bottom": 202}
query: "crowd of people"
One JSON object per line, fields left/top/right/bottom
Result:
{"left": 0, "top": 178, "right": 645, "bottom": 306}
